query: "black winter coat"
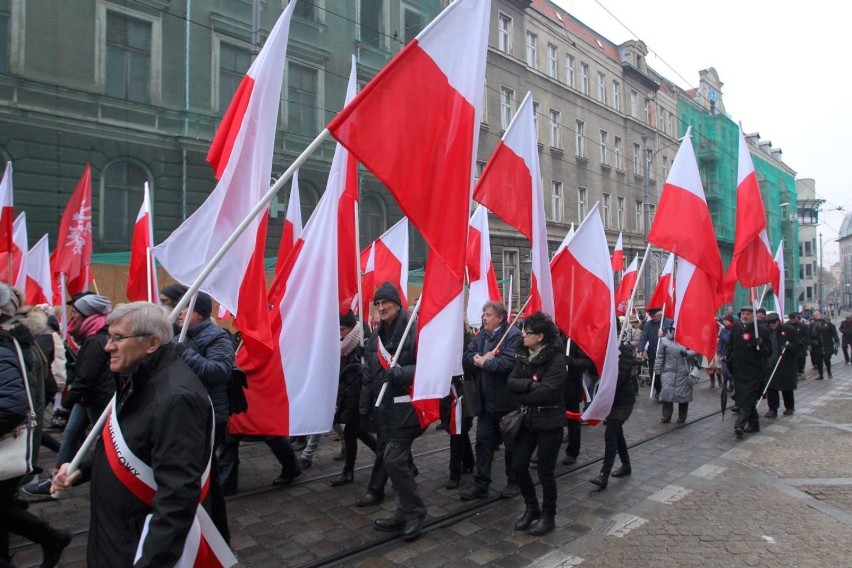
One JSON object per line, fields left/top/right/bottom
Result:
{"left": 508, "top": 338, "right": 566, "bottom": 431}
{"left": 179, "top": 319, "right": 234, "bottom": 423}
{"left": 335, "top": 345, "right": 364, "bottom": 425}
{"left": 767, "top": 323, "right": 800, "bottom": 391}
{"left": 63, "top": 326, "right": 114, "bottom": 410}
{"left": 809, "top": 320, "right": 839, "bottom": 356}
{"left": 81, "top": 344, "right": 213, "bottom": 568}
{"left": 726, "top": 320, "right": 772, "bottom": 396}
{"left": 565, "top": 341, "right": 592, "bottom": 412}
{"left": 361, "top": 312, "right": 421, "bottom": 441}
{"left": 0, "top": 331, "right": 27, "bottom": 436}
{"left": 462, "top": 322, "right": 521, "bottom": 415}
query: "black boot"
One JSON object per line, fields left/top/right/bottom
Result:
{"left": 330, "top": 469, "right": 354, "bottom": 487}
{"left": 590, "top": 472, "right": 609, "bottom": 490}
{"left": 41, "top": 528, "right": 72, "bottom": 568}
{"left": 611, "top": 463, "right": 632, "bottom": 478}
{"left": 514, "top": 502, "right": 541, "bottom": 531}
{"left": 527, "top": 513, "right": 555, "bottom": 536}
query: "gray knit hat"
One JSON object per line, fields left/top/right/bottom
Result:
{"left": 73, "top": 294, "right": 112, "bottom": 317}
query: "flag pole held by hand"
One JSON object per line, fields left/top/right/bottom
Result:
{"left": 618, "top": 243, "right": 651, "bottom": 345}
{"left": 494, "top": 295, "right": 532, "bottom": 352}
{"left": 756, "top": 344, "right": 787, "bottom": 410}
{"left": 375, "top": 295, "right": 423, "bottom": 407}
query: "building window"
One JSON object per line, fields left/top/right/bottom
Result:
{"left": 286, "top": 61, "right": 319, "bottom": 135}
{"left": 612, "top": 80, "right": 621, "bottom": 111}
{"left": 525, "top": 31, "right": 537, "bottom": 69}
{"left": 549, "top": 109, "right": 560, "bottom": 148}
{"left": 503, "top": 248, "right": 519, "bottom": 307}
{"left": 532, "top": 101, "right": 541, "bottom": 143}
{"left": 99, "top": 160, "right": 151, "bottom": 247}
{"left": 565, "top": 54, "right": 575, "bottom": 88}
{"left": 500, "top": 86, "right": 514, "bottom": 131}
{"left": 577, "top": 187, "right": 587, "bottom": 221}
{"left": 804, "top": 241, "right": 812, "bottom": 256}
{"left": 635, "top": 200, "right": 643, "bottom": 232}
{"left": 401, "top": 3, "right": 424, "bottom": 43}
{"left": 661, "top": 155, "right": 668, "bottom": 180}
{"left": 633, "top": 143, "right": 641, "bottom": 174}
{"left": 597, "top": 72, "right": 606, "bottom": 103}
{"left": 481, "top": 81, "right": 488, "bottom": 124}
{"left": 580, "top": 63, "right": 589, "bottom": 94}
{"left": 294, "top": 0, "right": 321, "bottom": 22}
{"left": 668, "top": 113, "right": 675, "bottom": 136}
{"left": 547, "top": 43, "right": 558, "bottom": 79}
{"left": 617, "top": 196, "right": 625, "bottom": 229}
{"left": 551, "top": 181, "right": 563, "bottom": 222}
{"left": 358, "top": 0, "right": 386, "bottom": 49}
{"left": 497, "top": 12, "right": 512, "bottom": 53}
{"left": 600, "top": 130, "right": 609, "bottom": 166}
{"left": 644, "top": 97, "right": 651, "bottom": 124}
{"left": 602, "top": 193, "right": 611, "bottom": 228}
{"left": 360, "top": 192, "right": 386, "bottom": 243}
{"left": 648, "top": 204, "right": 655, "bottom": 226}
{"left": 614, "top": 136, "right": 623, "bottom": 170}
{"left": 805, "top": 263, "right": 813, "bottom": 278}
{"left": 474, "top": 160, "right": 486, "bottom": 185}
{"left": 105, "top": 11, "right": 153, "bottom": 103}
{"left": 630, "top": 90, "right": 638, "bottom": 117}
{"left": 216, "top": 41, "right": 252, "bottom": 112}
{"left": 575, "top": 120, "right": 585, "bottom": 158}
{"left": 0, "top": 0, "right": 10, "bottom": 73}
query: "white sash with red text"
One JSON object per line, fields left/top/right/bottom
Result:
{"left": 102, "top": 396, "right": 237, "bottom": 568}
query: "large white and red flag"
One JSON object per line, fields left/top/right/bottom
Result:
{"left": 50, "top": 164, "right": 93, "bottom": 299}
{"left": 611, "top": 231, "right": 624, "bottom": 271}
{"left": 614, "top": 253, "right": 638, "bottom": 317}
{"left": 723, "top": 126, "right": 779, "bottom": 300}
{"left": 366, "top": 217, "right": 409, "bottom": 310}
{"left": 674, "top": 258, "right": 719, "bottom": 359}
{"left": 647, "top": 252, "right": 675, "bottom": 319}
{"left": 772, "top": 241, "right": 785, "bottom": 317}
{"left": 473, "top": 91, "right": 555, "bottom": 319}
{"left": 0, "top": 162, "right": 13, "bottom": 255}
{"left": 327, "top": 0, "right": 490, "bottom": 424}
{"left": 0, "top": 212, "right": 27, "bottom": 290}
{"left": 154, "top": 2, "right": 296, "bottom": 328}
{"left": 552, "top": 224, "right": 574, "bottom": 259}
{"left": 266, "top": 170, "right": 303, "bottom": 304}
{"left": 466, "top": 205, "right": 501, "bottom": 327}
{"left": 230, "top": 54, "right": 358, "bottom": 437}
{"left": 360, "top": 243, "right": 376, "bottom": 317}
{"left": 126, "top": 183, "right": 158, "bottom": 302}
{"left": 550, "top": 203, "right": 619, "bottom": 425}
{"left": 25, "top": 234, "right": 53, "bottom": 306}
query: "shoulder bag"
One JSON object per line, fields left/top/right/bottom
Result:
{"left": 0, "top": 339, "right": 36, "bottom": 481}
{"left": 499, "top": 406, "right": 525, "bottom": 441}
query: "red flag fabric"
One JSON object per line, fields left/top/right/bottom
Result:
{"left": 647, "top": 252, "right": 675, "bottom": 319}
{"left": 473, "top": 92, "right": 554, "bottom": 318}
{"left": 25, "top": 234, "right": 53, "bottom": 306}
{"left": 611, "top": 231, "right": 624, "bottom": 271}
{"left": 466, "top": 205, "right": 501, "bottom": 327}
{"left": 614, "top": 254, "right": 638, "bottom": 316}
{"left": 126, "top": 183, "right": 158, "bottom": 302}
{"left": 0, "top": 212, "right": 27, "bottom": 290}
{"left": 674, "top": 258, "right": 719, "bottom": 360}
{"left": 337, "top": 55, "right": 361, "bottom": 315}
{"left": 50, "top": 164, "right": 93, "bottom": 298}
{"left": 0, "top": 162, "right": 13, "bottom": 254}
{"left": 647, "top": 128, "right": 723, "bottom": 285}
{"left": 327, "top": 0, "right": 490, "bottom": 426}
{"left": 772, "top": 241, "right": 785, "bottom": 317}
{"left": 723, "top": 126, "right": 779, "bottom": 298}
{"left": 267, "top": 170, "right": 303, "bottom": 304}
{"left": 360, "top": 243, "right": 376, "bottom": 320}
{"left": 550, "top": 203, "right": 619, "bottom": 425}
{"left": 372, "top": 218, "right": 409, "bottom": 309}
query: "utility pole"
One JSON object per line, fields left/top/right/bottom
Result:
{"left": 642, "top": 134, "right": 651, "bottom": 304}
{"left": 818, "top": 231, "right": 823, "bottom": 311}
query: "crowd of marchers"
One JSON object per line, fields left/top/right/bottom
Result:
{"left": 2, "top": 278, "right": 850, "bottom": 567}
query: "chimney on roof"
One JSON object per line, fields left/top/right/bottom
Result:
{"left": 771, "top": 148, "right": 783, "bottom": 161}
{"left": 759, "top": 141, "right": 772, "bottom": 154}
{"left": 745, "top": 132, "right": 760, "bottom": 146}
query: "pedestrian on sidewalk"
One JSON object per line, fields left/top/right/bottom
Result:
{"left": 727, "top": 306, "right": 772, "bottom": 438}
{"left": 654, "top": 327, "right": 697, "bottom": 424}
{"left": 786, "top": 312, "right": 809, "bottom": 379}
{"left": 809, "top": 311, "right": 839, "bottom": 380}
{"left": 839, "top": 314, "right": 852, "bottom": 365}
{"left": 764, "top": 313, "right": 801, "bottom": 418}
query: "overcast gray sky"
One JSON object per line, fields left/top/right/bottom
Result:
{"left": 554, "top": 0, "right": 849, "bottom": 264}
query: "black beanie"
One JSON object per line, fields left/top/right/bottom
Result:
{"left": 160, "top": 284, "right": 188, "bottom": 304}
{"left": 193, "top": 292, "right": 213, "bottom": 319}
{"left": 373, "top": 281, "right": 402, "bottom": 307}
{"left": 339, "top": 310, "right": 357, "bottom": 328}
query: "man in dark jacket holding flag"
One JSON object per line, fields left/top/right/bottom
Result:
{"left": 726, "top": 306, "right": 772, "bottom": 438}
{"left": 359, "top": 282, "right": 426, "bottom": 541}
{"left": 764, "top": 313, "right": 802, "bottom": 418}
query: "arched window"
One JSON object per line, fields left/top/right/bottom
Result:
{"left": 99, "top": 159, "right": 152, "bottom": 250}
{"left": 360, "top": 192, "right": 386, "bottom": 244}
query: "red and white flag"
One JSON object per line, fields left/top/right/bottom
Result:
{"left": 360, "top": 243, "right": 376, "bottom": 318}
{"left": 0, "top": 212, "right": 27, "bottom": 290}
{"left": 674, "top": 258, "right": 719, "bottom": 360}
{"left": 647, "top": 252, "right": 675, "bottom": 319}
{"left": 448, "top": 384, "right": 464, "bottom": 435}
{"left": 723, "top": 126, "right": 779, "bottom": 298}
{"left": 611, "top": 231, "right": 624, "bottom": 271}
{"left": 552, "top": 224, "right": 574, "bottom": 259}
{"left": 230, "top": 55, "right": 357, "bottom": 437}
{"left": 337, "top": 59, "right": 362, "bottom": 316}
{"left": 0, "top": 162, "right": 13, "bottom": 254}
{"left": 25, "top": 234, "right": 53, "bottom": 306}
{"left": 367, "top": 217, "right": 409, "bottom": 309}
{"left": 466, "top": 205, "right": 501, "bottom": 327}
{"left": 266, "top": 170, "right": 303, "bottom": 305}
{"left": 772, "top": 241, "right": 785, "bottom": 318}
{"left": 154, "top": 2, "right": 296, "bottom": 320}
{"left": 328, "top": 0, "right": 490, "bottom": 425}
{"left": 50, "top": 164, "right": 93, "bottom": 299}
{"left": 126, "top": 183, "right": 158, "bottom": 302}
{"left": 614, "top": 254, "right": 638, "bottom": 317}
{"left": 647, "top": 128, "right": 723, "bottom": 286}
{"left": 473, "top": 92, "right": 554, "bottom": 318}
{"left": 550, "top": 203, "right": 619, "bottom": 426}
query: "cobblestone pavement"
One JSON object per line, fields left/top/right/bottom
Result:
{"left": 10, "top": 354, "right": 852, "bottom": 567}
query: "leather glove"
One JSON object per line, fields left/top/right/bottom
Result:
{"left": 383, "top": 366, "right": 404, "bottom": 384}
{"left": 52, "top": 405, "right": 70, "bottom": 419}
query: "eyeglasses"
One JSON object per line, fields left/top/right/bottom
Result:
{"left": 107, "top": 334, "right": 148, "bottom": 344}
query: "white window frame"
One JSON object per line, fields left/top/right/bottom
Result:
{"left": 577, "top": 186, "right": 587, "bottom": 221}
{"left": 551, "top": 180, "right": 563, "bottom": 222}
{"left": 612, "top": 81, "right": 621, "bottom": 112}
{"left": 532, "top": 101, "right": 540, "bottom": 143}
{"left": 547, "top": 43, "right": 558, "bottom": 79}
{"left": 597, "top": 72, "right": 606, "bottom": 103}
{"left": 497, "top": 12, "right": 512, "bottom": 54}
{"left": 600, "top": 130, "right": 609, "bottom": 166}
{"left": 644, "top": 97, "right": 651, "bottom": 124}
{"left": 283, "top": 58, "right": 325, "bottom": 135}
{"left": 633, "top": 143, "right": 641, "bottom": 174}
{"left": 580, "top": 62, "right": 589, "bottom": 94}
{"left": 503, "top": 248, "right": 520, "bottom": 307}
{"left": 525, "top": 30, "right": 538, "bottom": 69}
{"left": 614, "top": 136, "right": 623, "bottom": 170}
{"left": 500, "top": 86, "right": 515, "bottom": 131}
{"left": 565, "top": 54, "right": 575, "bottom": 88}
{"left": 668, "top": 113, "right": 675, "bottom": 136}
{"left": 630, "top": 90, "right": 638, "bottom": 117}
{"left": 211, "top": 34, "right": 254, "bottom": 112}
{"left": 549, "top": 109, "right": 560, "bottom": 149}
{"left": 636, "top": 200, "right": 644, "bottom": 232}
{"left": 575, "top": 120, "right": 585, "bottom": 158}
{"left": 355, "top": 0, "right": 391, "bottom": 51}
{"left": 617, "top": 196, "right": 625, "bottom": 230}
{"left": 602, "top": 193, "right": 611, "bottom": 228}
{"left": 95, "top": 1, "right": 163, "bottom": 104}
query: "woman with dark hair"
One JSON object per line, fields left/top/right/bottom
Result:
{"left": 507, "top": 312, "right": 566, "bottom": 536}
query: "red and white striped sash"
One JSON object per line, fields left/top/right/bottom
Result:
{"left": 448, "top": 384, "right": 464, "bottom": 435}
{"left": 101, "top": 396, "right": 237, "bottom": 568}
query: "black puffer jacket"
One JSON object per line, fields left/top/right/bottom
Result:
{"left": 335, "top": 344, "right": 364, "bottom": 425}
{"left": 0, "top": 330, "right": 27, "bottom": 435}
{"left": 462, "top": 322, "right": 522, "bottom": 415}
{"left": 508, "top": 337, "right": 567, "bottom": 431}
{"left": 63, "top": 325, "right": 114, "bottom": 410}
{"left": 361, "top": 312, "right": 421, "bottom": 441}
{"left": 612, "top": 342, "right": 639, "bottom": 409}
{"left": 81, "top": 344, "right": 213, "bottom": 568}
{"left": 179, "top": 319, "right": 234, "bottom": 423}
